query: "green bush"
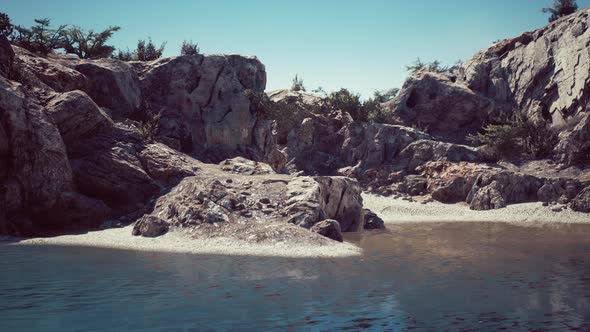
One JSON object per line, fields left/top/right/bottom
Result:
{"left": 180, "top": 40, "right": 199, "bottom": 56}
{"left": 136, "top": 38, "right": 166, "bottom": 61}
{"left": 0, "top": 12, "right": 13, "bottom": 36}
{"left": 11, "top": 18, "right": 66, "bottom": 55}
{"left": 406, "top": 57, "right": 462, "bottom": 75}
{"left": 291, "top": 74, "right": 305, "bottom": 92}
{"left": 62, "top": 26, "right": 120, "bottom": 59}
{"left": 467, "top": 113, "right": 558, "bottom": 159}
{"left": 542, "top": 0, "right": 578, "bottom": 22}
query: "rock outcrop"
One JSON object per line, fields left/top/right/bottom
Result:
{"left": 133, "top": 166, "right": 369, "bottom": 241}
{"left": 0, "top": 44, "right": 286, "bottom": 236}
{"left": 386, "top": 7, "right": 590, "bottom": 165}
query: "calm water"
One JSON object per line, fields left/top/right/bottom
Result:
{"left": 2, "top": 223, "right": 590, "bottom": 331}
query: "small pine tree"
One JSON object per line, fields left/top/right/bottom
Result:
{"left": 62, "top": 26, "right": 120, "bottom": 59}
{"left": 11, "top": 18, "right": 66, "bottom": 55}
{"left": 115, "top": 48, "right": 134, "bottom": 61}
{"left": 0, "top": 12, "right": 13, "bottom": 36}
{"left": 180, "top": 40, "right": 199, "bottom": 56}
{"left": 134, "top": 38, "right": 165, "bottom": 61}
{"left": 291, "top": 74, "right": 306, "bottom": 92}
{"left": 542, "top": 0, "right": 578, "bottom": 22}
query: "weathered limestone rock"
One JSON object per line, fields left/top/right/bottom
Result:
{"left": 421, "top": 162, "right": 497, "bottom": 203}
{"left": 12, "top": 47, "right": 88, "bottom": 93}
{"left": 362, "top": 209, "right": 385, "bottom": 230}
{"left": 75, "top": 59, "right": 141, "bottom": 118}
{"left": 310, "top": 219, "right": 343, "bottom": 242}
{"left": 397, "top": 140, "right": 482, "bottom": 172}
{"left": 388, "top": 71, "right": 496, "bottom": 143}
{"left": 220, "top": 157, "right": 275, "bottom": 175}
{"left": 133, "top": 171, "right": 366, "bottom": 240}
{"left": 132, "top": 215, "right": 169, "bottom": 237}
{"left": 284, "top": 176, "right": 364, "bottom": 232}
{"left": 0, "top": 76, "right": 106, "bottom": 235}
{"left": 45, "top": 90, "right": 112, "bottom": 145}
{"left": 571, "top": 187, "right": 590, "bottom": 212}
{"left": 0, "top": 34, "right": 14, "bottom": 77}
{"left": 399, "top": 175, "right": 428, "bottom": 196}
{"left": 467, "top": 171, "right": 544, "bottom": 210}
{"left": 267, "top": 89, "right": 322, "bottom": 144}
{"left": 135, "top": 55, "right": 284, "bottom": 169}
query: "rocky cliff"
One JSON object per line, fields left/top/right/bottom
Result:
{"left": 0, "top": 37, "right": 378, "bottom": 241}
{"left": 388, "top": 7, "right": 590, "bottom": 165}
{"left": 269, "top": 9, "right": 590, "bottom": 214}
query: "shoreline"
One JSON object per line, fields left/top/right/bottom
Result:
{"left": 4, "top": 193, "right": 590, "bottom": 257}
{"left": 2, "top": 226, "right": 362, "bottom": 258}
{"left": 363, "top": 194, "right": 590, "bottom": 225}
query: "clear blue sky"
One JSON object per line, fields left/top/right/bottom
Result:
{"left": 2, "top": 0, "right": 589, "bottom": 97}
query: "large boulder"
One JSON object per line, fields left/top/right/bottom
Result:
{"left": 467, "top": 171, "right": 544, "bottom": 210}
{"left": 284, "top": 176, "right": 364, "bottom": 232}
{"left": 45, "top": 90, "right": 112, "bottom": 146}
{"left": 0, "top": 34, "right": 14, "bottom": 77}
{"left": 75, "top": 59, "right": 141, "bottom": 118}
{"left": 136, "top": 55, "right": 284, "bottom": 168}
{"left": 388, "top": 71, "right": 496, "bottom": 143}
{"left": 396, "top": 139, "right": 482, "bottom": 172}
{"left": 132, "top": 168, "right": 366, "bottom": 241}
{"left": 310, "top": 219, "right": 343, "bottom": 242}
{"left": 12, "top": 46, "right": 88, "bottom": 93}
{"left": 0, "top": 76, "right": 107, "bottom": 235}
{"left": 571, "top": 187, "right": 590, "bottom": 212}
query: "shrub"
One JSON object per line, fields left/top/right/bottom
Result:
{"left": 62, "top": 26, "right": 120, "bottom": 59}
{"left": 11, "top": 18, "right": 66, "bottom": 55}
{"left": 467, "top": 113, "right": 558, "bottom": 159}
{"left": 406, "top": 58, "right": 462, "bottom": 75}
{"left": 115, "top": 49, "right": 134, "bottom": 61}
{"left": 291, "top": 74, "right": 305, "bottom": 92}
{"left": 0, "top": 12, "right": 13, "bottom": 36}
{"left": 136, "top": 38, "right": 166, "bottom": 61}
{"left": 180, "top": 40, "right": 199, "bottom": 56}
{"left": 542, "top": 0, "right": 578, "bottom": 22}
{"left": 372, "top": 88, "right": 399, "bottom": 103}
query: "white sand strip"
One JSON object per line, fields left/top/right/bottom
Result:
{"left": 4, "top": 226, "right": 361, "bottom": 258}
{"left": 363, "top": 193, "right": 590, "bottom": 225}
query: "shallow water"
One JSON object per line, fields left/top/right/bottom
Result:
{"left": 2, "top": 222, "right": 590, "bottom": 331}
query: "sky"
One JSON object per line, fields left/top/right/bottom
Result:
{"left": 2, "top": 0, "right": 589, "bottom": 98}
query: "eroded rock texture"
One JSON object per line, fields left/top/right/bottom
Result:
{"left": 385, "top": 7, "right": 590, "bottom": 165}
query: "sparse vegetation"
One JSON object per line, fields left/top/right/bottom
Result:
{"left": 467, "top": 113, "right": 558, "bottom": 159}
{"left": 180, "top": 40, "right": 199, "bottom": 56}
{"left": 11, "top": 18, "right": 66, "bottom": 55}
{"left": 61, "top": 26, "right": 121, "bottom": 59}
{"left": 372, "top": 88, "right": 399, "bottom": 103}
{"left": 291, "top": 74, "right": 305, "bottom": 92}
{"left": 135, "top": 38, "right": 166, "bottom": 61}
{"left": 406, "top": 58, "right": 462, "bottom": 75}
{"left": 542, "top": 0, "right": 578, "bottom": 22}
{"left": 0, "top": 12, "right": 13, "bottom": 36}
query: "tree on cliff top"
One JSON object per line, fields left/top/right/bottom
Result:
{"left": 0, "top": 12, "right": 13, "bottom": 36}
{"left": 136, "top": 38, "right": 166, "bottom": 61}
{"left": 11, "top": 18, "right": 66, "bottom": 55}
{"left": 62, "top": 26, "right": 121, "bottom": 59}
{"left": 180, "top": 40, "right": 199, "bottom": 56}
{"left": 542, "top": 0, "right": 578, "bottom": 22}
{"left": 291, "top": 74, "right": 306, "bottom": 92}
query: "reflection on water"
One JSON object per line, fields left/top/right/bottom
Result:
{"left": 1, "top": 222, "right": 590, "bottom": 331}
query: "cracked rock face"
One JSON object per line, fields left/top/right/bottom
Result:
{"left": 133, "top": 170, "right": 367, "bottom": 241}
{"left": 0, "top": 44, "right": 287, "bottom": 236}
{"left": 135, "top": 55, "right": 284, "bottom": 169}
{"left": 384, "top": 8, "right": 590, "bottom": 164}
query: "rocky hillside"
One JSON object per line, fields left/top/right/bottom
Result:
{"left": 269, "top": 9, "right": 590, "bottom": 214}
{"left": 0, "top": 35, "right": 382, "bottom": 240}
{"left": 389, "top": 7, "right": 590, "bottom": 165}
